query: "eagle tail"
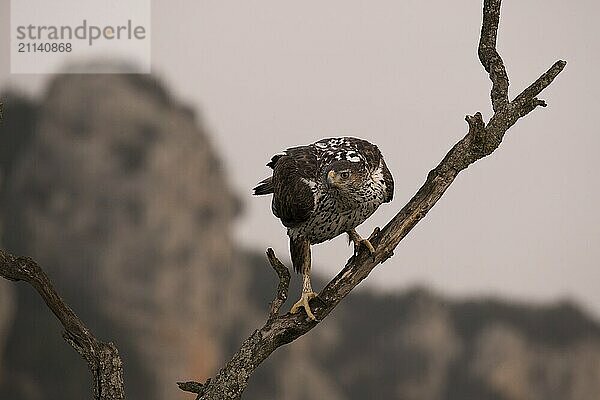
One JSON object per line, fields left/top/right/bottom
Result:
{"left": 253, "top": 177, "right": 273, "bottom": 195}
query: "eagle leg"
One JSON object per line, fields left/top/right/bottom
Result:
{"left": 289, "top": 238, "right": 318, "bottom": 321}
{"left": 347, "top": 228, "right": 376, "bottom": 260}
{"left": 290, "top": 283, "right": 318, "bottom": 321}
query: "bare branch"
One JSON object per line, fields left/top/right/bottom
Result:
{"left": 177, "top": 380, "right": 208, "bottom": 397}
{"left": 266, "top": 248, "right": 291, "bottom": 322}
{"left": 511, "top": 60, "right": 567, "bottom": 118}
{"left": 0, "top": 250, "right": 125, "bottom": 400}
{"left": 479, "top": 0, "right": 509, "bottom": 112}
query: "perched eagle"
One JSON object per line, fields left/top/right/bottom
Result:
{"left": 253, "top": 137, "right": 394, "bottom": 320}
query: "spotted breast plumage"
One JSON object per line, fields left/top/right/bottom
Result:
{"left": 253, "top": 137, "right": 394, "bottom": 320}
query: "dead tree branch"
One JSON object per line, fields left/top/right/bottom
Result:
{"left": 479, "top": 0, "right": 509, "bottom": 112}
{"left": 0, "top": 250, "right": 125, "bottom": 400}
{"left": 266, "top": 248, "right": 291, "bottom": 323}
{"left": 180, "top": 0, "right": 566, "bottom": 398}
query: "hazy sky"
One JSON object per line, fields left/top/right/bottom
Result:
{"left": 1, "top": 1, "right": 599, "bottom": 317}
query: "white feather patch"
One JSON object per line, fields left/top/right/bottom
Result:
{"left": 301, "top": 178, "right": 317, "bottom": 190}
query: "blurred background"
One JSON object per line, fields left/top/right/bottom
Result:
{"left": 0, "top": 0, "right": 599, "bottom": 399}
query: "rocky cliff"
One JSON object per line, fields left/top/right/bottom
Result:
{"left": 0, "top": 74, "right": 242, "bottom": 399}
{"left": 0, "top": 74, "right": 598, "bottom": 400}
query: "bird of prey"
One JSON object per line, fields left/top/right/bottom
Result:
{"left": 253, "top": 137, "right": 394, "bottom": 320}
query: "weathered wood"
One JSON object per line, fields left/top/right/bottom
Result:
{"left": 0, "top": 251, "right": 125, "bottom": 400}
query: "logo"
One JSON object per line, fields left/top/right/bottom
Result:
{"left": 11, "top": 0, "right": 151, "bottom": 74}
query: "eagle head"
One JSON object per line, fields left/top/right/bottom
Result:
{"left": 325, "top": 160, "right": 366, "bottom": 192}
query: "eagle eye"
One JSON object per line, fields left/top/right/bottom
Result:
{"left": 340, "top": 171, "right": 351, "bottom": 179}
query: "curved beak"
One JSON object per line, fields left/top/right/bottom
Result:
{"left": 327, "top": 170, "right": 339, "bottom": 188}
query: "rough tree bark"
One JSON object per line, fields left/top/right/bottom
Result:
{"left": 0, "top": 0, "right": 565, "bottom": 399}
{"left": 178, "top": 0, "right": 566, "bottom": 398}
{"left": 0, "top": 251, "right": 126, "bottom": 399}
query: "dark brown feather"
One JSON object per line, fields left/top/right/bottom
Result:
{"left": 284, "top": 146, "right": 319, "bottom": 178}
{"left": 271, "top": 154, "right": 315, "bottom": 227}
{"left": 252, "top": 177, "right": 273, "bottom": 195}
{"left": 289, "top": 236, "right": 311, "bottom": 273}
{"left": 352, "top": 138, "right": 381, "bottom": 168}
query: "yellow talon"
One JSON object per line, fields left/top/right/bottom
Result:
{"left": 348, "top": 229, "right": 377, "bottom": 259}
{"left": 359, "top": 238, "right": 376, "bottom": 255}
{"left": 290, "top": 291, "right": 318, "bottom": 321}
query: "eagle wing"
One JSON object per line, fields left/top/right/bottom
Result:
{"left": 270, "top": 145, "right": 318, "bottom": 228}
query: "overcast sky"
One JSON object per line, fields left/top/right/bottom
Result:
{"left": 1, "top": 0, "right": 599, "bottom": 317}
